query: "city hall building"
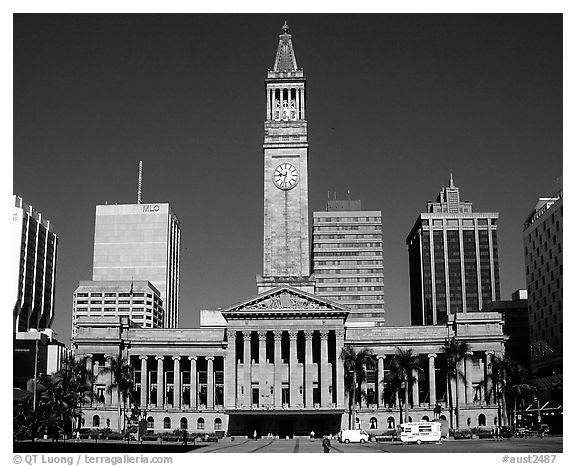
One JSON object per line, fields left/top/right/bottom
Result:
{"left": 73, "top": 24, "right": 506, "bottom": 437}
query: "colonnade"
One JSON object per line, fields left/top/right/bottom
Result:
{"left": 232, "top": 328, "right": 345, "bottom": 409}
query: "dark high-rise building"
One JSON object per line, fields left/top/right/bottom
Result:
{"left": 523, "top": 178, "right": 562, "bottom": 377}
{"left": 313, "top": 199, "right": 385, "bottom": 324}
{"left": 483, "top": 290, "right": 531, "bottom": 371}
{"left": 406, "top": 176, "right": 500, "bottom": 325}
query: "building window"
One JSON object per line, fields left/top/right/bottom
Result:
{"left": 180, "top": 418, "right": 188, "bottom": 430}
{"left": 387, "top": 417, "right": 395, "bottom": 429}
{"left": 163, "top": 417, "right": 171, "bottom": 429}
{"left": 478, "top": 414, "right": 486, "bottom": 426}
{"left": 369, "top": 417, "right": 377, "bottom": 429}
{"left": 92, "top": 415, "right": 100, "bottom": 427}
{"left": 214, "top": 418, "right": 222, "bottom": 430}
{"left": 197, "top": 418, "right": 205, "bottom": 430}
{"left": 421, "top": 415, "right": 429, "bottom": 422}
{"left": 147, "top": 417, "right": 154, "bottom": 429}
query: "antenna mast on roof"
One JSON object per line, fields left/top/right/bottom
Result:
{"left": 137, "top": 161, "right": 143, "bottom": 204}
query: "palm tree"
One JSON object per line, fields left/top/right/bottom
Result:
{"left": 101, "top": 356, "right": 136, "bottom": 433}
{"left": 386, "top": 348, "right": 423, "bottom": 425}
{"left": 441, "top": 338, "right": 470, "bottom": 430}
{"left": 340, "top": 346, "right": 374, "bottom": 429}
{"left": 490, "top": 355, "right": 537, "bottom": 430}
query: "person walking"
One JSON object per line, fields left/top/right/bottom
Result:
{"left": 253, "top": 429, "right": 258, "bottom": 440}
{"left": 309, "top": 430, "right": 315, "bottom": 440}
{"left": 182, "top": 429, "right": 188, "bottom": 446}
{"left": 322, "top": 436, "right": 331, "bottom": 453}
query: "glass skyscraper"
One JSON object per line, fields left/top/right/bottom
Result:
{"left": 406, "top": 177, "right": 500, "bottom": 325}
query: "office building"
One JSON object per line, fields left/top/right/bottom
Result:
{"left": 12, "top": 195, "right": 58, "bottom": 332}
{"left": 92, "top": 203, "right": 180, "bottom": 328}
{"left": 71, "top": 280, "right": 164, "bottom": 338}
{"left": 523, "top": 178, "right": 562, "bottom": 377}
{"left": 313, "top": 199, "right": 385, "bottom": 324}
{"left": 483, "top": 290, "right": 531, "bottom": 371}
{"left": 406, "top": 176, "right": 501, "bottom": 325}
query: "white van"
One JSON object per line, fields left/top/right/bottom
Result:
{"left": 400, "top": 421, "right": 442, "bottom": 444}
{"left": 338, "top": 429, "right": 370, "bottom": 443}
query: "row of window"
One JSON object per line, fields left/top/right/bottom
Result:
{"left": 314, "top": 234, "right": 382, "bottom": 240}
{"left": 315, "top": 225, "right": 382, "bottom": 231}
{"left": 315, "top": 268, "right": 383, "bottom": 274}
{"left": 317, "top": 286, "right": 384, "bottom": 292}
{"left": 313, "top": 242, "right": 382, "bottom": 248}
{"left": 317, "top": 277, "right": 383, "bottom": 283}
{"left": 315, "top": 217, "right": 381, "bottom": 223}
{"left": 314, "top": 251, "right": 382, "bottom": 257}
{"left": 91, "top": 415, "right": 222, "bottom": 431}
{"left": 315, "top": 260, "right": 383, "bottom": 266}
{"left": 422, "top": 218, "right": 496, "bottom": 227}
{"left": 77, "top": 292, "right": 152, "bottom": 298}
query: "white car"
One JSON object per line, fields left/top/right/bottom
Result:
{"left": 338, "top": 429, "right": 370, "bottom": 443}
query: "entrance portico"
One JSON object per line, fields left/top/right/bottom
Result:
{"left": 221, "top": 286, "right": 348, "bottom": 435}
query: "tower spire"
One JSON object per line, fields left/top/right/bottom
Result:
{"left": 449, "top": 171, "right": 454, "bottom": 188}
{"left": 272, "top": 22, "right": 299, "bottom": 72}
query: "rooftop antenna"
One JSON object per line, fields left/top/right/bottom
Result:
{"left": 137, "top": 161, "right": 143, "bottom": 204}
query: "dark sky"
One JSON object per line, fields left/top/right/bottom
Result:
{"left": 13, "top": 14, "right": 562, "bottom": 343}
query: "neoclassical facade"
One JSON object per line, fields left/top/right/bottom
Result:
{"left": 73, "top": 24, "right": 507, "bottom": 437}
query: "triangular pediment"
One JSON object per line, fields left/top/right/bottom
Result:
{"left": 221, "top": 286, "right": 349, "bottom": 318}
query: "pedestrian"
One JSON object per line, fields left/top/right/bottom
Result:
{"left": 322, "top": 436, "right": 331, "bottom": 453}
{"left": 538, "top": 426, "right": 544, "bottom": 439}
{"left": 310, "top": 430, "right": 315, "bottom": 440}
{"left": 253, "top": 429, "right": 258, "bottom": 440}
{"left": 182, "top": 429, "right": 188, "bottom": 446}
{"left": 75, "top": 430, "right": 80, "bottom": 442}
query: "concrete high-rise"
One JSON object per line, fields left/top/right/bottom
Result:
{"left": 71, "top": 280, "right": 164, "bottom": 338}
{"left": 523, "top": 178, "right": 562, "bottom": 377}
{"left": 12, "top": 195, "right": 58, "bottom": 332}
{"left": 92, "top": 203, "right": 180, "bottom": 328}
{"left": 313, "top": 199, "right": 385, "bottom": 325}
{"left": 406, "top": 176, "right": 501, "bottom": 325}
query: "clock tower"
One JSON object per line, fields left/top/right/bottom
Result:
{"left": 258, "top": 23, "right": 314, "bottom": 293}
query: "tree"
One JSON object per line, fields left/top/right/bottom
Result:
{"left": 100, "top": 355, "right": 136, "bottom": 433}
{"left": 386, "top": 348, "right": 423, "bottom": 425}
{"left": 441, "top": 338, "right": 470, "bottom": 430}
{"left": 340, "top": 346, "right": 374, "bottom": 429}
{"left": 490, "top": 355, "right": 537, "bottom": 430}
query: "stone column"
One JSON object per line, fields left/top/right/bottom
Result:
{"left": 301, "top": 88, "right": 306, "bottom": 119}
{"left": 320, "top": 330, "right": 330, "bottom": 407}
{"left": 266, "top": 87, "right": 271, "bottom": 119}
{"left": 361, "top": 364, "right": 368, "bottom": 407}
{"left": 289, "top": 331, "right": 300, "bottom": 407}
{"left": 412, "top": 368, "right": 420, "bottom": 407}
{"left": 280, "top": 87, "right": 284, "bottom": 120}
{"left": 296, "top": 87, "right": 301, "bottom": 119}
{"left": 206, "top": 356, "right": 214, "bottom": 409}
{"left": 156, "top": 356, "right": 164, "bottom": 408}
{"left": 189, "top": 356, "right": 197, "bottom": 409}
{"left": 105, "top": 354, "right": 114, "bottom": 406}
{"left": 377, "top": 356, "right": 385, "bottom": 408}
{"left": 258, "top": 331, "right": 267, "bottom": 407}
{"left": 273, "top": 331, "right": 283, "bottom": 407}
{"left": 242, "top": 331, "right": 252, "bottom": 407}
{"left": 335, "top": 329, "right": 345, "bottom": 408}
{"left": 465, "top": 352, "right": 474, "bottom": 405}
{"left": 224, "top": 332, "right": 236, "bottom": 408}
{"left": 139, "top": 356, "right": 148, "bottom": 408}
{"left": 428, "top": 354, "right": 437, "bottom": 407}
{"left": 173, "top": 356, "right": 181, "bottom": 409}
{"left": 85, "top": 353, "right": 93, "bottom": 373}
{"left": 304, "top": 330, "right": 314, "bottom": 407}
{"left": 287, "top": 87, "right": 292, "bottom": 118}
{"left": 485, "top": 351, "right": 493, "bottom": 405}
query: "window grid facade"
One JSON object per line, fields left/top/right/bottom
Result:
{"left": 312, "top": 202, "right": 385, "bottom": 323}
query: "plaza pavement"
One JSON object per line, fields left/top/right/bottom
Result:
{"left": 196, "top": 436, "right": 563, "bottom": 453}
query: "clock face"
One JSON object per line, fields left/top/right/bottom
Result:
{"left": 273, "top": 163, "right": 299, "bottom": 190}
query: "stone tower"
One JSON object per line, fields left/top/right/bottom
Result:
{"left": 258, "top": 23, "right": 314, "bottom": 294}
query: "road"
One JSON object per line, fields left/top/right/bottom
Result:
{"left": 197, "top": 436, "right": 563, "bottom": 453}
